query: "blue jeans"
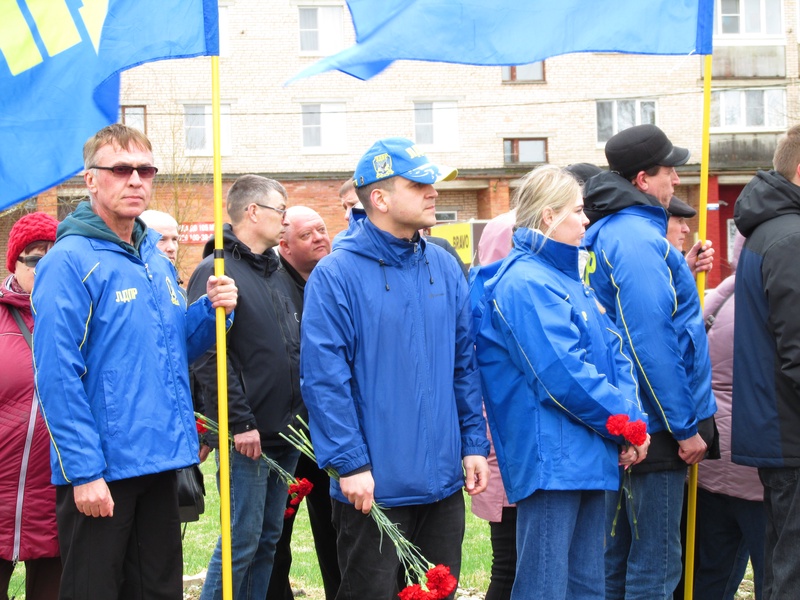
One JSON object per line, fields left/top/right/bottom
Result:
{"left": 605, "top": 468, "right": 685, "bottom": 600}
{"left": 200, "top": 445, "right": 299, "bottom": 600}
{"left": 512, "top": 490, "right": 605, "bottom": 600}
{"left": 693, "top": 487, "right": 765, "bottom": 600}
{"left": 759, "top": 467, "right": 800, "bottom": 600}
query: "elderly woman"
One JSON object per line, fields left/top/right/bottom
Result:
{"left": 0, "top": 212, "right": 60, "bottom": 600}
{"left": 472, "top": 165, "right": 649, "bottom": 600}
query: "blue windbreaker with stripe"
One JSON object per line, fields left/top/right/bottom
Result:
{"left": 583, "top": 184, "right": 715, "bottom": 458}
{"left": 31, "top": 203, "right": 222, "bottom": 486}
{"left": 473, "top": 228, "right": 645, "bottom": 503}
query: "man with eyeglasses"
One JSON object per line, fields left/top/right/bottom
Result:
{"left": 31, "top": 124, "right": 238, "bottom": 600}
{"left": 581, "top": 124, "right": 718, "bottom": 600}
{"left": 187, "top": 175, "right": 303, "bottom": 600}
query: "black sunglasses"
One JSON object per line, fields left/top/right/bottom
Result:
{"left": 90, "top": 165, "right": 159, "bottom": 179}
{"left": 18, "top": 255, "right": 45, "bottom": 268}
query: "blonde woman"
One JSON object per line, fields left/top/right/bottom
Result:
{"left": 472, "top": 165, "right": 649, "bottom": 600}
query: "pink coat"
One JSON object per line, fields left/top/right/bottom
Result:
{"left": 472, "top": 213, "right": 517, "bottom": 521}
{"left": 0, "top": 275, "right": 59, "bottom": 561}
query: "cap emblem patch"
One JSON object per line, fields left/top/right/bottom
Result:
{"left": 373, "top": 153, "right": 394, "bottom": 180}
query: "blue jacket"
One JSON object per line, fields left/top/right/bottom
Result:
{"left": 301, "top": 218, "right": 489, "bottom": 507}
{"left": 733, "top": 170, "right": 800, "bottom": 468}
{"left": 583, "top": 173, "right": 716, "bottom": 470}
{"left": 473, "top": 228, "right": 645, "bottom": 503}
{"left": 32, "top": 202, "right": 222, "bottom": 486}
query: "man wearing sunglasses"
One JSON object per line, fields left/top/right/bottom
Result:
{"left": 31, "top": 124, "right": 238, "bottom": 600}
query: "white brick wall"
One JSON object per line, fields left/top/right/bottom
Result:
{"left": 119, "top": 0, "right": 800, "bottom": 177}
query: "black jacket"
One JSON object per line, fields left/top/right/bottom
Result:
{"left": 188, "top": 225, "right": 302, "bottom": 447}
{"left": 733, "top": 170, "right": 800, "bottom": 467}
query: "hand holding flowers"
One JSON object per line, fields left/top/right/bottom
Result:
{"left": 281, "top": 418, "right": 458, "bottom": 599}
{"left": 195, "top": 413, "right": 314, "bottom": 519}
{"left": 606, "top": 414, "right": 650, "bottom": 468}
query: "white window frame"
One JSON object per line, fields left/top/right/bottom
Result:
{"left": 501, "top": 62, "right": 544, "bottom": 83}
{"left": 119, "top": 105, "right": 146, "bottom": 133}
{"left": 414, "top": 101, "right": 459, "bottom": 150}
{"left": 710, "top": 87, "right": 786, "bottom": 132}
{"left": 300, "top": 102, "right": 347, "bottom": 153}
{"left": 184, "top": 104, "right": 232, "bottom": 156}
{"left": 714, "top": 0, "right": 784, "bottom": 45}
{"left": 596, "top": 99, "right": 657, "bottom": 144}
{"left": 503, "top": 138, "right": 547, "bottom": 165}
{"left": 298, "top": 5, "right": 344, "bottom": 55}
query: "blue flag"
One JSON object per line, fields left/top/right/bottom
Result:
{"left": 0, "top": 0, "right": 219, "bottom": 212}
{"left": 292, "top": 0, "right": 714, "bottom": 81}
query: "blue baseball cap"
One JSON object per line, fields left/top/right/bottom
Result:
{"left": 353, "top": 137, "right": 457, "bottom": 188}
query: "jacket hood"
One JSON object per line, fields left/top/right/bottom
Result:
{"left": 334, "top": 216, "right": 428, "bottom": 267}
{"left": 202, "top": 223, "right": 281, "bottom": 274}
{"left": 583, "top": 170, "right": 663, "bottom": 226}
{"left": 734, "top": 170, "right": 800, "bottom": 237}
{"left": 56, "top": 201, "right": 147, "bottom": 255}
{"left": 0, "top": 274, "right": 31, "bottom": 311}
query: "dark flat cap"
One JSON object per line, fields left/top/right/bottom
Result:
{"left": 605, "top": 124, "right": 690, "bottom": 180}
{"left": 668, "top": 196, "right": 696, "bottom": 218}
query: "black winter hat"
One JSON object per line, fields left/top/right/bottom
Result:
{"left": 667, "top": 196, "right": 696, "bottom": 218}
{"left": 605, "top": 125, "right": 689, "bottom": 180}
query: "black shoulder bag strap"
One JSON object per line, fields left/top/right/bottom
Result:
{"left": 8, "top": 305, "right": 33, "bottom": 348}
{"left": 704, "top": 287, "right": 734, "bottom": 333}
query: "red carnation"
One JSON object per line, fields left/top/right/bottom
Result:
{"left": 606, "top": 414, "right": 630, "bottom": 436}
{"left": 297, "top": 478, "right": 314, "bottom": 496}
{"left": 425, "top": 565, "right": 457, "bottom": 598}
{"left": 624, "top": 420, "right": 647, "bottom": 446}
{"left": 196, "top": 419, "right": 208, "bottom": 434}
{"left": 284, "top": 508, "right": 295, "bottom": 519}
{"left": 398, "top": 584, "right": 426, "bottom": 600}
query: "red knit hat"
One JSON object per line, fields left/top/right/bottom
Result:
{"left": 6, "top": 212, "right": 59, "bottom": 273}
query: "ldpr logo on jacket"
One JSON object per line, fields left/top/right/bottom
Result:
{"left": 115, "top": 288, "right": 138, "bottom": 303}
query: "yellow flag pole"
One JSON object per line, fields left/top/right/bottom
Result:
{"left": 211, "top": 55, "right": 233, "bottom": 600}
{"left": 684, "top": 52, "right": 713, "bottom": 600}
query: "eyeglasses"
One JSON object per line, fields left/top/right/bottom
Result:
{"left": 90, "top": 165, "right": 159, "bottom": 179}
{"left": 253, "top": 203, "right": 286, "bottom": 217}
{"left": 17, "top": 255, "right": 45, "bottom": 268}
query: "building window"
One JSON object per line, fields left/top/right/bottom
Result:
{"left": 596, "top": 99, "right": 656, "bottom": 143}
{"left": 120, "top": 105, "right": 146, "bottom": 133}
{"left": 301, "top": 103, "right": 346, "bottom": 151}
{"left": 184, "top": 104, "right": 232, "bottom": 156}
{"left": 711, "top": 88, "right": 785, "bottom": 130}
{"left": 435, "top": 210, "right": 458, "bottom": 222}
{"left": 501, "top": 62, "right": 544, "bottom": 82}
{"left": 414, "top": 101, "right": 458, "bottom": 149}
{"left": 716, "top": 0, "right": 782, "bottom": 36}
{"left": 57, "top": 195, "right": 83, "bottom": 220}
{"left": 299, "top": 6, "right": 344, "bottom": 54}
{"left": 503, "top": 139, "right": 547, "bottom": 164}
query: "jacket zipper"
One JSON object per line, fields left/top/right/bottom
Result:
{"left": 13, "top": 390, "right": 39, "bottom": 563}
